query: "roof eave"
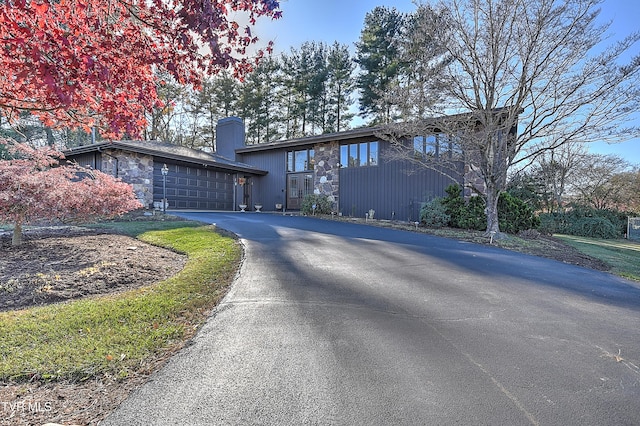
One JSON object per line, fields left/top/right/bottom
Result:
{"left": 236, "top": 126, "right": 383, "bottom": 153}
{"left": 63, "top": 142, "right": 267, "bottom": 176}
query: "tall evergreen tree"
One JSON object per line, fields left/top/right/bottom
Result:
{"left": 187, "top": 72, "right": 241, "bottom": 151}
{"left": 145, "top": 72, "right": 188, "bottom": 143}
{"left": 282, "top": 42, "right": 315, "bottom": 137}
{"left": 355, "top": 6, "right": 406, "bottom": 124}
{"left": 240, "top": 56, "right": 282, "bottom": 144}
{"left": 326, "top": 42, "right": 355, "bottom": 133}
{"left": 306, "top": 42, "right": 329, "bottom": 134}
{"left": 394, "top": 4, "right": 450, "bottom": 121}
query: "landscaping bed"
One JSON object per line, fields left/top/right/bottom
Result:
{"left": 0, "top": 228, "right": 187, "bottom": 312}
{"left": 0, "top": 223, "right": 241, "bottom": 425}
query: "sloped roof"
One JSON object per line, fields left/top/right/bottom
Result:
{"left": 235, "top": 108, "right": 521, "bottom": 153}
{"left": 235, "top": 126, "right": 383, "bottom": 153}
{"left": 64, "top": 140, "right": 268, "bottom": 175}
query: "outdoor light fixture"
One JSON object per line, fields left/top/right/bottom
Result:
{"left": 161, "top": 163, "right": 169, "bottom": 213}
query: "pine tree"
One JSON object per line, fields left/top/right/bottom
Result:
{"left": 355, "top": 7, "right": 406, "bottom": 124}
{"left": 326, "top": 42, "right": 355, "bottom": 133}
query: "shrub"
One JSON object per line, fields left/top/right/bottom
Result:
{"left": 0, "top": 141, "right": 141, "bottom": 246}
{"left": 569, "top": 217, "right": 619, "bottom": 239}
{"left": 537, "top": 213, "right": 559, "bottom": 235}
{"left": 441, "top": 185, "right": 485, "bottom": 230}
{"left": 301, "top": 194, "right": 333, "bottom": 215}
{"left": 539, "top": 204, "right": 627, "bottom": 239}
{"left": 498, "top": 191, "right": 541, "bottom": 234}
{"left": 441, "top": 184, "right": 467, "bottom": 228}
{"left": 440, "top": 184, "right": 540, "bottom": 233}
{"left": 458, "top": 195, "right": 486, "bottom": 230}
{"left": 590, "top": 208, "right": 627, "bottom": 236}
{"left": 420, "top": 198, "right": 450, "bottom": 227}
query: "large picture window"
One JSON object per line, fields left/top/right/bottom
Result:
{"left": 340, "top": 141, "right": 378, "bottom": 168}
{"left": 287, "top": 148, "right": 315, "bottom": 172}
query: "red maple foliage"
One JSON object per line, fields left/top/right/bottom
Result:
{"left": 0, "top": 0, "right": 281, "bottom": 138}
{"left": 0, "top": 139, "right": 142, "bottom": 245}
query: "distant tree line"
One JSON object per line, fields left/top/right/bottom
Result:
{"left": 0, "top": 6, "right": 422, "bottom": 149}
{"left": 140, "top": 5, "right": 422, "bottom": 147}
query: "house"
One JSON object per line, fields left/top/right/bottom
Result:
{"left": 65, "top": 116, "right": 482, "bottom": 221}
{"left": 63, "top": 118, "right": 267, "bottom": 211}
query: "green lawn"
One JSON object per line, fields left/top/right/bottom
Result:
{"left": 0, "top": 222, "right": 241, "bottom": 383}
{"left": 555, "top": 234, "right": 640, "bottom": 281}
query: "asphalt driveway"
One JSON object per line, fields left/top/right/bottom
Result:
{"left": 104, "top": 212, "right": 640, "bottom": 425}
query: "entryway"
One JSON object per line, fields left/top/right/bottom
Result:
{"left": 286, "top": 173, "right": 314, "bottom": 210}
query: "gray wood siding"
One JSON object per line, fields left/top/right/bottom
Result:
{"left": 153, "top": 162, "right": 234, "bottom": 210}
{"left": 339, "top": 153, "right": 463, "bottom": 221}
{"left": 239, "top": 142, "right": 462, "bottom": 217}
{"left": 238, "top": 151, "right": 287, "bottom": 211}
{"left": 67, "top": 152, "right": 102, "bottom": 171}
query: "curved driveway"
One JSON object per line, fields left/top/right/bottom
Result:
{"left": 104, "top": 212, "right": 640, "bottom": 425}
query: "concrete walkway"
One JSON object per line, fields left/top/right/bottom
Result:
{"left": 103, "top": 213, "right": 640, "bottom": 425}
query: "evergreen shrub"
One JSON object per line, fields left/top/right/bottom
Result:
{"left": 301, "top": 194, "right": 333, "bottom": 215}
{"left": 420, "top": 198, "right": 450, "bottom": 227}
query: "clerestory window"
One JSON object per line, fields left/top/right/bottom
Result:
{"left": 339, "top": 141, "right": 379, "bottom": 168}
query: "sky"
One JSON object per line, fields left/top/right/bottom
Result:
{"left": 251, "top": 0, "right": 640, "bottom": 165}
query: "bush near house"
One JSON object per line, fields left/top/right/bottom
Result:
{"left": 439, "top": 184, "right": 485, "bottom": 230}
{"left": 419, "top": 198, "right": 450, "bottom": 227}
{"left": 301, "top": 194, "right": 334, "bottom": 215}
{"left": 421, "top": 184, "right": 539, "bottom": 234}
{"left": 497, "top": 191, "right": 541, "bottom": 234}
{"left": 0, "top": 141, "right": 141, "bottom": 246}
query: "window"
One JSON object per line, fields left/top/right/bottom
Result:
{"left": 369, "top": 142, "right": 378, "bottom": 165}
{"left": 412, "top": 134, "right": 461, "bottom": 159}
{"left": 287, "top": 151, "right": 294, "bottom": 172}
{"left": 340, "top": 141, "right": 379, "bottom": 168}
{"left": 439, "top": 134, "right": 450, "bottom": 158}
{"left": 349, "top": 144, "right": 358, "bottom": 167}
{"left": 425, "top": 135, "right": 436, "bottom": 156}
{"left": 359, "top": 143, "right": 368, "bottom": 167}
{"left": 287, "top": 148, "right": 315, "bottom": 172}
{"left": 295, "top": 150, "right": 307, "bottom": 171}
{"left": 340, "top": 145, "right": 348, "bottom": 168}
{"left": 413, "top": 135, "right": 425, "bottom": 158}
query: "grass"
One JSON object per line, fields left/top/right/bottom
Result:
{"left": 555, "top": 234, "right": 640, "bottom": 281}
{"left": 88, "top": 218, "right": 199, "bottom": 237}
{"left": 0, "top": 222, "right": 241, "bottom": 383}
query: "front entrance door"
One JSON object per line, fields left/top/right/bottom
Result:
{"left": 287, "top": 173, "right": 314, "bottom": 210}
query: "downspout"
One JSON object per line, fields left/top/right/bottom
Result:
{"left": 233, "top": 173, "right": 238, "bottom": 211}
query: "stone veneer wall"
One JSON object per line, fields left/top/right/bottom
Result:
{"left": 312, "top": 141, "right": 340, "bottom": 210}
{"left": 463, "top": 162, "right": 486, "bottom": 197}
{"left": 101, "top": 150, "right": 154, "bottom": 208}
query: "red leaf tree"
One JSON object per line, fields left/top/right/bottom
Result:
{"left": 0, "top": 0, "right": 281, "bottom": 138}
{"left": 0, "top": 140, "right": 142, "bottom": 245}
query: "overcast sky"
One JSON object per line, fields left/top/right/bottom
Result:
{"left": 252, "top": 0, "right": 640, "bottom": 164}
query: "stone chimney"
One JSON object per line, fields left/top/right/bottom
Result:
{"left": 215, "top": 117, "right": 245, "bottom": 160}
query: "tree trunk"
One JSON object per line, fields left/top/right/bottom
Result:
{"left": 484, "top": 187, "right": 502, "bottom": 239}
{"left": 12, "top": 221, "right": 23, "bottom": 246}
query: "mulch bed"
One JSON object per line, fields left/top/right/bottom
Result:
{"left": 1, "top": 226, "right": 189, "bottom": 425}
